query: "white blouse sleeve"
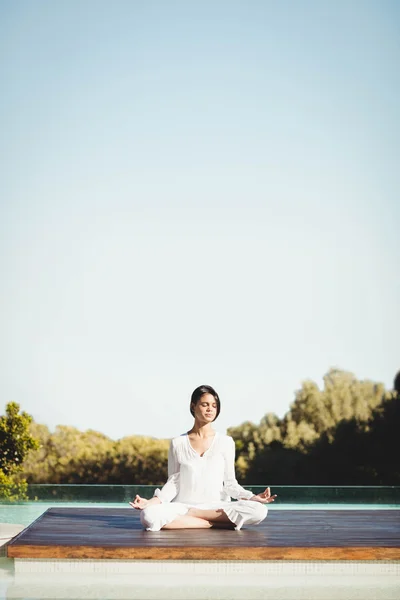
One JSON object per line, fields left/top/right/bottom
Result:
{"left": 223, "top": 436, "right": 254, "bottom": 500}
{"left": 153, "top": 439, "right": 180, "bottom": 503}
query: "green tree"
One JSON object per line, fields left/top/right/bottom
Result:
{"left": 228, "top": 369, "right": 394, "bottom": 484}
{"left": 21, "top": 424, "right": 170, "bottom": 485}
{"left": 394, "top": 371, "right": 400, "bottom": 394}
{"left": 281, "top": 369, "right": 387, "bottom": 450}
{"left": 0, "top": 402, "right": 39, "bottom": 500}
{"left": 304, "top": 390, "right": 400, "bottom": 484}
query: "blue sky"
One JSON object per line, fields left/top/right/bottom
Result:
{"left": 1, "top": 0, "right": 399, "bottom": 440}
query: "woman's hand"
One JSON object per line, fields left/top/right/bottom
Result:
{"left": 129, "top": 494, "right": 149, "bottom": 510}
{"left": 249, "top": 487, "right": 277, "bottom": 504}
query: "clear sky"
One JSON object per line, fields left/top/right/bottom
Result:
{"left": 1, "top": 0, "right": 399, "bottom": 440}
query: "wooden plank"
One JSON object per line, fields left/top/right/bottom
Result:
{"left": 10, "top": 508, "right": 399, "bottom": 547}
{"left": 7, "top": 544, "right": 400, "bottom": 560}
{"left": 7, "top": 507, "right": 400, "bottom": 560}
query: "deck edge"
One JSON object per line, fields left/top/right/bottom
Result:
{"left": 7, "top": 545, "right": 400, "bottom": 560}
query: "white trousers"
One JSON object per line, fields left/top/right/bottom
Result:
{"left": 140, "top": 500, "right": 268, "bottom": 532}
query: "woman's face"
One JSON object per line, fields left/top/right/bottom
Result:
{"left": 192, "top": 393, "right": 218, "bottom": 423}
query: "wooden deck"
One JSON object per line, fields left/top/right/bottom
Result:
{"left": 7, "top": 507, "right": 400, "bottom": 560}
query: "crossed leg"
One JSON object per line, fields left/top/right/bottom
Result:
{"left": 162, "top": 508, "right": 234, "bottom": 530}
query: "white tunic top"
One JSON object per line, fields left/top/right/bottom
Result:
{"left": 154, "top": 432, "right": 254, "bottom": 505}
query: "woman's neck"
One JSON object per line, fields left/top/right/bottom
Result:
{"left": 188, "top": 422, "right": 215, "bottom": 438}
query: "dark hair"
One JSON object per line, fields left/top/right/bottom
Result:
{"left": 190, "top": 385, "right": 221, "bottom": 421}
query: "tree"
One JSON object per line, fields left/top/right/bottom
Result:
{"left": 394, "top": 371, "right": 400, "bottom": 394}
{"left": 21, "top": 423, "right": 170, "bottom": 485}
{"left": 228, "top": 369, "right": 394, "bottom": 484}
{"left": 0, "top": 402, "right": 39, "bottom": 500}
{"left": 304, "top": 391, "right": 400, "bottom": 484}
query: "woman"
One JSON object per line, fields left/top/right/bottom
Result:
{"left": 130, "top": 385, "right": 277, "bottom": 531}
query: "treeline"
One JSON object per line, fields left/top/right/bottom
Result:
{"left": 9, "top": 368, "right": 400, "bottom": 486}
{"left": 228, "top": 368, "right": 400, "bottom": 485}
{"left": 19, "top": 426, "right": 170, "bottom": 485}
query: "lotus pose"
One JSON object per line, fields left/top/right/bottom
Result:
{"left": 130, "top": 385, "right": 276, "bottom": 530}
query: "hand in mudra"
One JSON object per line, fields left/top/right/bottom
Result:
{"left": 129, "top": 494, "right": 149, "bottom": 510}
{"left": 250, "top": 487, "right": 277, "bottom": 504}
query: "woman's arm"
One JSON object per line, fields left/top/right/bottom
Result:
{"left": 153, "top": 439, "right": 180, "bottom": 503}
{"left": 222, "top": 436, "right": 277, "bottom": 505}
{"left": 222, "top": 437, "right": 254, "bottom": 500}
{"left": 130, "top": 439, "right": 180, "bottom": 509}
